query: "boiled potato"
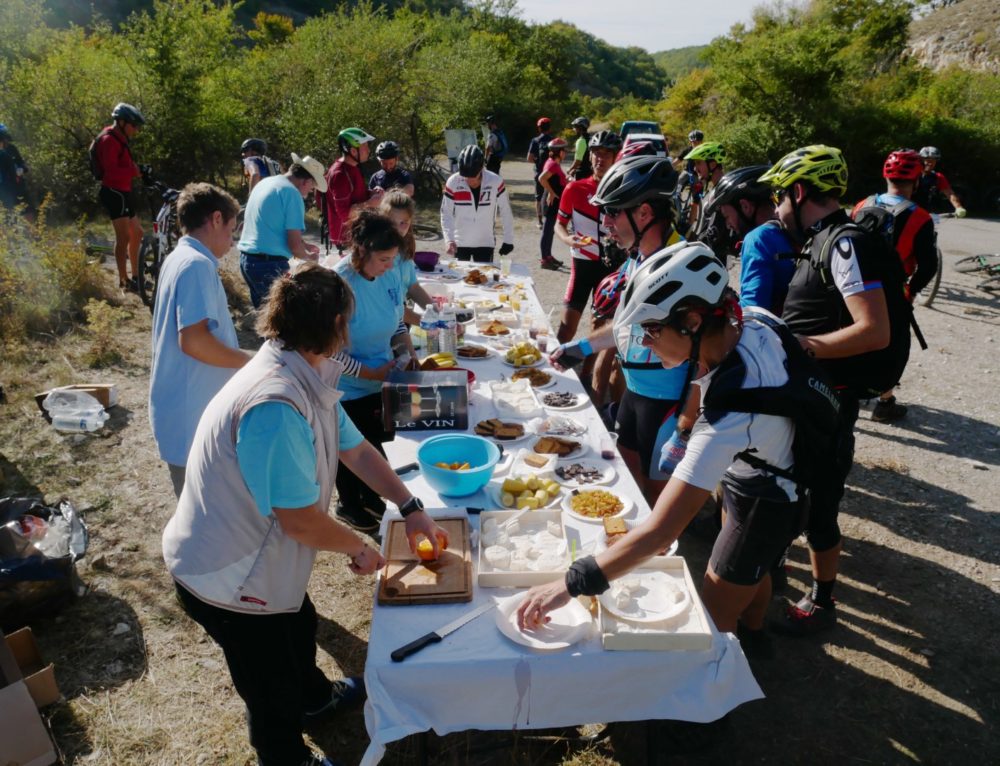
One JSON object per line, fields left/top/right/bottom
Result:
{"left": 501, "top": 492, "right": 515, "bottom": 508}
{"left": 502, "top": 478, "right": 527, "bottom": 494}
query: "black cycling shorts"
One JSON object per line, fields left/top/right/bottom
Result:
{"left": 709, "top": 487, "right": 804, "bottom": 586}
{"left": 615, "top": 389, "right": 679, "bottom": 482}
{"left": 534, "top": 177, "right": 544, "bottom": 201}
{"left": 563, "top": 258, "right": 611, "bottom": 312}
{"left": 99, "top": 186, "right": 137, "bottom": 220}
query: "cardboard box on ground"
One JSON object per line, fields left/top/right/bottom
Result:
{"left": 0, "top": 627, "right": 60, "bottom": 766}
{"left": 34, "top": 384, "right": 118, "bottom": 423}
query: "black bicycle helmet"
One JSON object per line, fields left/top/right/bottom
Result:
{"left": 688, "top": 129, "right": 704, "bottom": 142}
{"left": 0, "top": 123, "right": 10, "bottom": 141}
{"left": 485, "top": 114, "right": 497, "bottom": 124}
{"left": 112, "top": 103, "right": 145, "bottom": 126}
{"left": 589, "top": 130, "right": 623, "bottom": 152}
{"left": 590, "top": 155, "right": 677, "bottom": 211}
{"left": 701, "top": 165, "right": 772, "bottom": 219}
{"left": 241, "top": 138, "right": 267, "bottom": 155}
{"left": 572, "top": 116, "right": 590, "bottom": 130}
{"left": 458, "top": 144, "right": 485, "bottom": 177}
{"left": 376, "top": 140, "right": 400, "bottom": 160}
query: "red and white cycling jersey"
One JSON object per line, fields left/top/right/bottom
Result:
{"left": 556, "top": 176, "right": 603, "bottom": 261}
{"left": 440, "top": 170, "right": 514, "bottom": 249}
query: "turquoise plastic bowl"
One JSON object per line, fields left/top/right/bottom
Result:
{"left": 417, "top": 434, "right": 501, "bottom": 497}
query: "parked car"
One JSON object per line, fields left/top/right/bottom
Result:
{"left": 619, "top": 120, "right": 660, "bottom": 138}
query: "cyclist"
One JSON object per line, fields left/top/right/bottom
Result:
{"left": 567, "top": 116, "right": 592, "bottom": 181}
{"left": 322, "top": 127, "right": 384, "bottom": 252}
{"left": 440, "top": 144, "right": 514, "bottom": 264}
{"left": 93, "top": 103, "right": 145, "bottom": 292}
{"left": 703, "top": 165, "right": 794, "bottom": 314}
{"left": 763, "top": 145, "right": 909, "bottom": 635}
{"left": 240, "top": 138, "right": 281, "bottom": 194}
{"left": 551, "top": 155, "right": 687, "bottom": 504}
{"left": 854, "top": 148, "right": 937, "bottom": 423}
{"left": 0, "top": 124, "right": 33, "bottom": 218}
{"left": 672, "top": 128, "right": 704, "bottom": 173}
{"left": 369, "top": 141, "right": 414, "bottom": 198}
{"left": 538, "top": 136, "right": 569, "bottom": 270}
{"left": 519, "top": 244, "right": 804, "bottom": 653}
{"left": 527, "top": 117, "right": 554, "bottom": 228}
{"left": 149, "top": 183, "right": 250, "bottom": 498}
{"left": 913, "top": 146, "right": 966, "bottom": 217}
{"left": 483, "top": 115, "right": 508, "bottom": 175}
{"left": 238, "top": 152, "right": 326, "bottom": 308}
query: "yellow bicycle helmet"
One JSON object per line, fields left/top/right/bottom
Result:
{"left": 760, "top": 145, "right": 848, "bottom": 197}
{"left": 686, "top": 142, "right": 726, "bottom": 164}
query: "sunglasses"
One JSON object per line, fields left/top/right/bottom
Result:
{"left": 602, "top": 207, "right": 623, "bottom": 218}
{"left": 639, "top": 322, "right": 668, "bottom": 342}
{"left": 771, "top": 188, "right": 790, "bottom": 204}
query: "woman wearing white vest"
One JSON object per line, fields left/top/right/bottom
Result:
{"left": 162, "top": 265, "right": 447, "bottom": 766}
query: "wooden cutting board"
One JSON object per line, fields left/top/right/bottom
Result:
{"left": 377, "top": 517, "right": 472, "bottom": 605}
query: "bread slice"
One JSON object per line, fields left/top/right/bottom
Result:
{"left": 603, "top": 517, "right": 627, "bottom": 536}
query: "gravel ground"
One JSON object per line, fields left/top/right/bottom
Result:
{"left": 0, "top": 159, "right": 997, "bottom": 765}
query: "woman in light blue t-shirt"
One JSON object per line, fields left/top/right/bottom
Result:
{"left": 333, "top": 210, "right": 414, "bottom": 533}
{"left": 381, "top": 190, "right": 432, "bottom": 325}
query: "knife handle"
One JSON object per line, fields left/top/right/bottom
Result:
{"left": 391, "top": 631, "right": 442, "bottom": 662}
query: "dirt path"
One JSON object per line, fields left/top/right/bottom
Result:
{"left": 0, "top": 159, "right": 997, "bottom": 765}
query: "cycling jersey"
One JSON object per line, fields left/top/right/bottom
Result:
{"left": 557, "top": 177, "right": 602, "bottom": 261}
{"left": 912, "top": 170, "right": 952, "bottom": 211}
{"left": 323, "top": 158, "right": 369, "bottom": 247}
{"left": 369, "top": 167, "right": 413, "bottom": 192}
{"left": 94, "top": 125, "right": 139, "bottom": 192}
{"left": 852, "top": 193, "right": 936, "bottom": 297}
{"left": 528, "top": 132, "right": 552, "bottom": 176}
{"left": 243, "top": 156, "right": 281, "bottom": 181}
{"left": 738, "top": 220, "right": 796, "bottom": 314}
{"left": 440, "top": 170, "right": 514, "bottom": 250}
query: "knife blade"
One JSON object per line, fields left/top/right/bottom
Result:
{"left": 390, "top": 601, "right": 496, "bottom": 662}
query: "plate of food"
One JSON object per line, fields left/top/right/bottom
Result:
{"left": 496, "top": 592, "right": 593, "bottom": 650}
{"left": 423, "top": 268, "right": 462, "bottom": 282}
{"left": 463, "top": 268, "right": 492, "bottom": 286}
{"left": 479, "top": 319, "right": 511, "bottom": 337}
{"left": 501, "top": 341, "right": 545, "bottom": 368}
{"left": 456, "top": 344, "right": 493, "bottom": 361}
{"left": 508, "top": 448, "right": 558, "bottom": 475}
{"left": 511, "top": 367, "right": 554, "bottom": 388}
{"left": 552, "top": 460, "right": 616, "bottom": 488}
{"left": 531, "top": 436, "right": 588, "bottom": 461}
{"left": 490, "top": 380, "right": 543, "bottom": 419}
{"left": 532, "top": 414, "right": 588, "bottom": 438}
{"left": 487, "top": 473, "right": 563, "bottom": 510}
{"left": 598, "top": 570, "right": 691, "bottom": 624}
{"left": 561, "top": 488, "right": 633, "bottom": 523}
{"left": 474, "top": 417, "right": 532, "bottom": 445}
{"left": 600, "top": 517, "right": 678, "bottom": 556}
{"left": 540, "top": 391, "right": 588, "bottom": 411}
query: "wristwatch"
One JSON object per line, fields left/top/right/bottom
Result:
{"left": 399, "top": 496, "right": 425, "bottom": 518}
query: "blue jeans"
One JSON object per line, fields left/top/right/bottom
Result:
{"left": 240, "top": 253, "right": 289, "bottom": 309}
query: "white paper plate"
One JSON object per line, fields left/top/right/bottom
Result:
{"left": 599, "top": 570, "right": 691, "bottom": 624}
{"left": 508, "top": 447, "right": 558, "bottom": 475}
{"left": 486, "top": 480, "right": 562, "bottom": 510}
{"left": 490, "top": 381, "right": 544, "bottom": 419}
{"left": 596, "top": 520, "right": 679, "bottom": 557}
{"left": 551, "top": 460, "right": 616, "bottom": 488}
{"left": 474, "top": 418, "right": 532, "bottom": 447}
{"left": 490, "top": 449, "right": 515, "bottom": 477}
{"left": 510, "top": 370, "right": 557, "bottom": 389}
{"left": 561, "top": 489, "right": 633, "bottom": 523}
{"left": 423, "top": 270, "right": 462, "bottom": 282}
{"left": 456, "top": 345, "right": 494, "bottom": 362}
{"left": 528, "top": 437, "right": 589, "bottom": 463}
{"left": 533, "top": 415, "right": 588, "bottom": 438}
{"left": 500, "top": 355, "right": 546, "bottom": 369}
{"left": 540, "top": 391, "right": 589, "bottom": 411}
{"left": 497, "top": 592, "right": 593, "bottom": 650}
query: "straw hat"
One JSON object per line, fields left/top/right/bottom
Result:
{"left": 291, "top": 152, "right": 328, "bottom": 193}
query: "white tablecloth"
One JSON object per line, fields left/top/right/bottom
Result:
{"left": 360, "top": 266, "right": 762, "bottom": 766}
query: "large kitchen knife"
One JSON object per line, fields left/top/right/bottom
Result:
{"left": 390, "top": 601, "right": 497, "bottom": 662}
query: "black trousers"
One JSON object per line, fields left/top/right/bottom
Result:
{"left": 336, "top": 393, "right": 391, "bottom": 515}
{"left": 455, "top": 246, "right": 495, "bottom": 263}
{"left": 175, "top": 583, "right": 333, "bottom": 766}
{"left": 539, "top": 200, "right": 559, "bottom": 260}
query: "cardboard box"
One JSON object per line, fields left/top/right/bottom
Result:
{"left": 35, "top": 383, "right": 119, "bottom": 421}
{"left": 477, "top": 510, "right": 567, "bottom": 588}
{"left": 382, "top": 371, "right": 469, "bottom": 432}
{"left": 0, "top": 628, "right": 59, "bottom": 766}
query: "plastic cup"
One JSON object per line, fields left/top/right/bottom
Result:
{"left": 599, "top": 432, "right": 620, "bottom": 461}
{"left": 499, "top": 255, "right": 512, "bottom": 276}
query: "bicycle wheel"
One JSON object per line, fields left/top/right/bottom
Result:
{"left": 920, "top": 247, "right": 943, "bottom": 307}
{"left": 136, "top": 237, "right": 159, "bottom": 312}
{"left": 955, "top": 254, "right": 1000, "bottom": 273}
{"left": 978, "top": 269, "right": 1000, "bottom": 293}
{"left": 412, "top": 222, "right": 442, "bottom": 242}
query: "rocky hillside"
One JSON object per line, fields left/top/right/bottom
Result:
{"left": 908, "top": 0, "right": 1000, "bottom": 74}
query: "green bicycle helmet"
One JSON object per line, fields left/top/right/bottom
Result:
{"left": 686, "top": 142, "right": 726, "bottom": 164}
{"left": 338, "top": 127, "right": 375, "bottom": 152}
{"left": 760, "top": 144, "right": 848, "bottom": 197}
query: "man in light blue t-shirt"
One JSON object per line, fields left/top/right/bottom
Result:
{"left": 237, "top": 152, "right": 326, "bottom": 308}
{"left": 150, "top": 183, "right": 252, "bottom": 498}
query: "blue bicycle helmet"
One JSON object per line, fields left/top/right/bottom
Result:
{"left": 112, "top": 103, "right": 145, "bottom": 126}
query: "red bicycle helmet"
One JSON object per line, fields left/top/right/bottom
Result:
{"left": 883, "top": 149, "right": 922, "bottom": 182}
{"left": 537, "top": 116, "right": 551, "bottom": 129}
{"left": 591, "top": 266, "right": 629, "bottom": 321}
{"left": 616, "top": 140, "right": 657, "bottom": 162}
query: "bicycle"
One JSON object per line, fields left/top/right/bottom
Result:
{"left": 920, "top": 212, "right": 956, "bottom": 308}
{"left": 672, "top": 170, "right": 701, "bottom": 238}
{"left": 136, "top": 166, "right": 180, "bottom": 312}
{"left": 413, "top": 153, "right": 450, "bottom": 202}
{"left": 954, "top": 253, "right": 1000, "bottom": 274}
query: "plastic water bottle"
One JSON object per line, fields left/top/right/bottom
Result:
{"left": 438, "top": 304, "right": 457, "bottom": 356}
{"left": 51, "top": 409, "right": 108, "bottom": 433}
{"left": 420, "top": 304, "right": 440, "bottom": 355}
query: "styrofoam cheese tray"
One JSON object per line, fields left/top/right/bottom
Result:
{"left": 477, "top": 510, "right": 568, "bottom": 587}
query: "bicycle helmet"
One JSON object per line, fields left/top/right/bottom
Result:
{"left": 919, "top": 146, "right": 941, "bottom": 160}
{"left": 589, "top": 130, "right": 623, "bottom": 152}
{"left": 760, "top": 144, "right": 848, "bottom": 197}
{"left": 701, "top": 165, "right": 772, "bottom": 219}
{"left": 338, "top": 127, "right": 375, "bottom": 152}
{"left": 537, "top": 116, "right": 551, "bottom": 129}
{"left": 883, "top": 149, "right": 922, "bottom": 182}
{"left": 591, "top": 267, "right": 629, "bottom": 321}
{"left": 618, "top": 140, "right": 658, "bottom": 160}
{"left": 0, "top": 123, "right": 9, "bottom": 141}
{"left": 375, "top": 140, "right": 400, "bottom": 160}
{"left": 571, "top": 116, "right": 590, "bottom": 130}
{"left": 485, "top": 114, "right": 497, "bottom": 124}
{"left": 615, "top": 242, "right": 728, "bottom": 332}
{"left": 686, "top": 142, "right": 726, "bottom": 164}
{"left": 688, "top": 129, "right": 704, "bottom": 143}
{"left": 458, "top": 144, "right": 485, "bottom": 177}
{"left": 241, "top": 138, "right": 267, "bottom": 155}
{"left": 547, "top": 137, "right": 569, "bottom": 153}
{"left": 590, "top": 155, "right": 677, "bottom": 211}
{"left": 111, "top": 103, "right": 145, "bottom": 126}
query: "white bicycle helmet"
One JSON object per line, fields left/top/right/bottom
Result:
{"left": 614, "top": 242, "right": 728, "bottom": 334}
{"left": 919, "top": 146, "right": 941, "bottom": 159}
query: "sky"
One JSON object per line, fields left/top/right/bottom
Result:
{"left": 513, "top": 0, "right": 756, "bottom": 52}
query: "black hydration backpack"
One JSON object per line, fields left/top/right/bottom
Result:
{"left": 702, "top": 312, "right": 845, "bottom": 505}
{"left": 88, "top": 127, "right": 130, "bottom": 181}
